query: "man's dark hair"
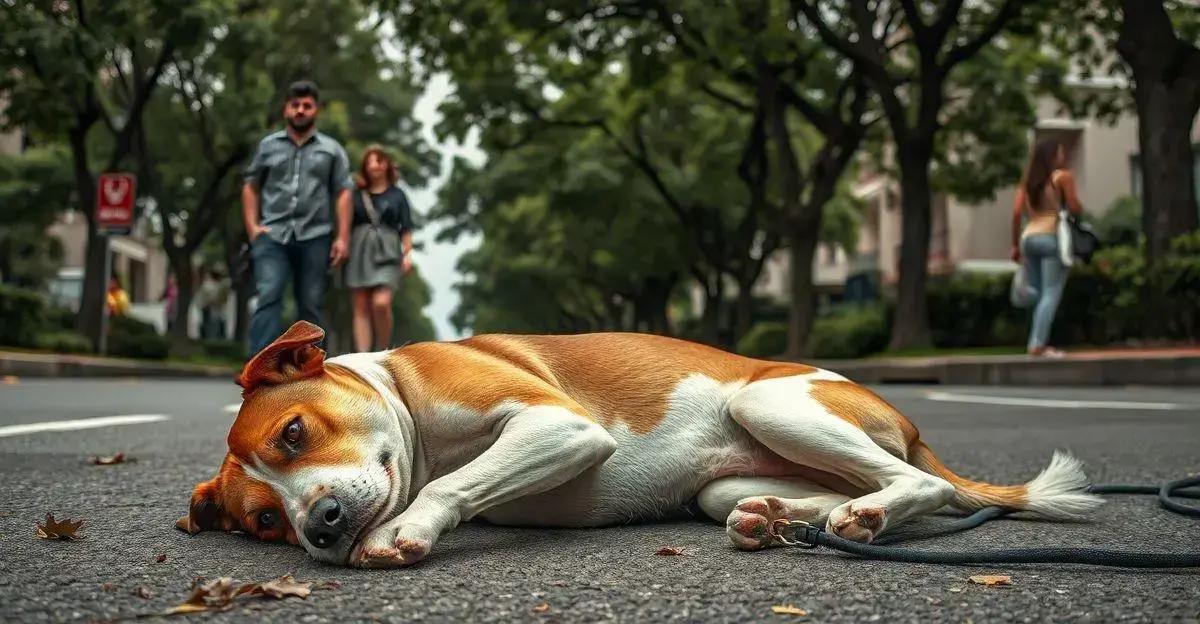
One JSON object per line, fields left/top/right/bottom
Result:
{"left": 285, "top": 80, "right": 320, "bottom": 104}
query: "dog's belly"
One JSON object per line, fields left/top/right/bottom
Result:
{"left": 479, "top": 375, "right": 790, "bottom": 527}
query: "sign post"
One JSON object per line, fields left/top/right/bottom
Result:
{"left": 95, "top": 173, "right": 136, "bottom": 355}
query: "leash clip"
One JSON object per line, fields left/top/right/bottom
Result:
{"left": 771, "top": 519, "right": 822, "bottom": 548}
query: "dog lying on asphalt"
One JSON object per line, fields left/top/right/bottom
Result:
{"left": 178, "top": 321, "right": 1102, "bottom": 567}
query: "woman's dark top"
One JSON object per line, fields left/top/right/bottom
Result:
{"left": 352, "top": 185, "right": 414, "bottom": 233}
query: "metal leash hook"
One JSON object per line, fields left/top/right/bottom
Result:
{"left": 771, "top": 519, "right": 822, "bottom": 548}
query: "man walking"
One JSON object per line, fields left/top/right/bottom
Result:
{"left": 242, "top": 80, "right": 353, "bottom": 355}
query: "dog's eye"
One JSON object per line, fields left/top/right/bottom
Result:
{"left": 258, "top": 510, "right": 278, "bottom": 529}
{"left": 282, "top": 419, "right": 303, "bottom": 446}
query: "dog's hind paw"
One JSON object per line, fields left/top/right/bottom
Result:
{"left": 725, "top": 496, "right": 816, "bottom": 551}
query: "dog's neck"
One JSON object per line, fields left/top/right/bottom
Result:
{"left": 326, "top": 351, "right": 429, "bottom": 504}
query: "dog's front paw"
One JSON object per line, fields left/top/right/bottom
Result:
{"left": 353, "top": 523, "right": 436, "bottom": 568}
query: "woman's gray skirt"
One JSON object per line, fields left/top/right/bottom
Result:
{"left": 345, "top": 224, "right": 400, "bottom": 289}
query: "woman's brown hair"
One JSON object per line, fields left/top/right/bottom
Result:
{"left": 356, "top": 145, "right": 400, "bottom": 189}
{"left": 1023, "top": 138, "right": 1061, "bottom": 207}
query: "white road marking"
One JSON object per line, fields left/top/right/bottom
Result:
{"left": 224, "top": 403, "right": 241, "bottom": 414}
{"left": 0, "top": 414, "right": 170, "bottom": 438}
{"left": 923, "top": 391, "right": 1183, "bottom": 411}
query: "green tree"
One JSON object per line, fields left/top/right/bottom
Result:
{"left": 794, "top": 0, "right": 1038, "bottom": 349}
{"left": 0, "top": 0, "right": 214, "bottom": 350}
{"left": 0, "top": 146, "right": 74, "bottom": 288}
{"left": 1059, "top": 1, "right": 1199, "bottom": 265}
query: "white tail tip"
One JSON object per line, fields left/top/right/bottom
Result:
{"left": 1023, "top": 451, "right": 1105, "bottom": 519}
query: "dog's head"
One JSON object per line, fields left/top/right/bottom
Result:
{"left": 178, "top": 321, "right": 408, "bottom": 564}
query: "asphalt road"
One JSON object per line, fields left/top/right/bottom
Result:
{"left": 1, "top": 378, "right": 1198, "bottom": 623}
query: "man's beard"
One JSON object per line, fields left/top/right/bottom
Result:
{"left": 287, "top": 116, "right": 315, "bottom": 133}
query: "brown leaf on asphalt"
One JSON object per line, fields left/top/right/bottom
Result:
{"left": 155, "top": 553, "right": 167, "bottom": 563}
{"left": 316, "top": 580, "right": 342, "bottom": 591}
{"left": 247, "top": 575, "right": 312, "bottom": 600}
{"left": 655, "top": 546, "right": 686, "bottom": 556}
{"left": 133, "top": 586, "right": 153, "bottom": 600}
{"left": 771, "top": 605, "right": 809, "bottom": 616}
{"left": 101, "top": 583, "right": 116, "bottom": 592}
{"left": 89, "top": 452, "right": 131, "bottom": 465}
{"left": 532, "top": 602, "right": 550, "bottom": 613}
{"left": 36, "top": 513, "right": 84, "bottom": 540}
{"left": 968, "top": 575, "right": 1013, "bottom": 586}
{"left": 160, "top": 575, "right": 313, "bottom": 616}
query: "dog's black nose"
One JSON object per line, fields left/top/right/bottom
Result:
{"left": 304, "top": 496, "right": 346, "bottom": 549}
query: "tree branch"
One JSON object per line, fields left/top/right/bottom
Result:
{"left": 941, "top": 0, "right": 1027, "bottom": 71}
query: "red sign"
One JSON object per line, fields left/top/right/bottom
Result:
{"left": 96, "top": 172, "right": 136, "bottom": 235}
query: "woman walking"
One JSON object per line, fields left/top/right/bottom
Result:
{"left": 1010, "top": 139, "right": 1083, "bottom": 357}
{"left": 346, "top": 146, "right": 414, "bottom": 352}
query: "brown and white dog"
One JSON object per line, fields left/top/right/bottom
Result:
{"left": 178, "top": 321, "right": 1101, "bottom": 568}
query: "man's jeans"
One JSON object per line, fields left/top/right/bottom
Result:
{"left": 1020, "top": 233, "right": 1069, "bottom": 350}
{"left": 248, "top": 235, "right": 331, "bottom": 355}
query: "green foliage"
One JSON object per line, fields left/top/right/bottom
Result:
{"left": 1095, "top": 195, "right": 1142, "bottom": 247}
{"left": 736, "top": 322, "right": 788, "bottom": 358}
{"left": 0, "top": 283, "right": 48, "bottom": 348}
{"left": 0, "top": 147, "right": 73, "bottom": 288}
{"left": 927, "top": 273, "right": 1029, "bottom": 348}
{"left": 108, "top": 315, "right": 170, "bottom": 360}
{"left": 196, "top": 339, "right": 246, "bottom": 364}
{"left": 809, "top": 304, "right": 891, "bottom": 359}
{"left": 34, "top": 331, "right": 93, "bottom": 354}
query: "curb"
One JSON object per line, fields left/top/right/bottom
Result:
{"left": 0, "top": 350, "right": 237, "bottom": 379}
{"left": 808, "top": 353, "right": 1200, "bottom": 386}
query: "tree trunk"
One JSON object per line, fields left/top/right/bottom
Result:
{"left": 1132, "top": 81, "right": 1200, "bottom": 263}
{"left": 785, "top": 229, "right": 820, "bottom": 358}
{"left": 168, "top": 253, "right": 195, "bottom": 341}
{"left": 1118, "top": 0, "right": 1200, "bottom": 263}
{"left": 67, "top": 125, "right": 108, "bottom": 351}
{"left": 889, "top": 149, "right": 935, "bottom": 350}
{"left": 699, "top": 272, "right": 723, "bottom": 345}
{"left": 733, "top": 273, "right": 755, "bottom": 346}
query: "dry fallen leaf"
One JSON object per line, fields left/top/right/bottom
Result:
{"left": 968, "top": 575, "right": 1013, "bottom": 586}
{"left": 36, "top": 513, "right": 84, "bottom": 540}
{"left": 316, "top": 580, "right": 341, "bottom": 591}
{"left": 771, "top": 605, "right": 809, "bottom": 616}
{"left": 248, "top": 575, "right": 312, "bottom": 600}
{"left": 89, "top": 452, "right": 131, "bottom": 465}
{"left": 160, "top": 575, "right": 313, "bottom": 617}
{"left": 655, "top": 547, "right": 686, "bottom": 556}
{"left": 133, "top": 586, "right": 153, "bottom": 600}
{"left": 532, "top": 602, "right": 550, "bottom": 613}
{"left": 101, "top": 583, "right": 116, "bottom": 592}
{"left": 156, "top": 553, "right": 168, "bottom": 563}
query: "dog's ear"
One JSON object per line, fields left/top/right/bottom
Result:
{"left": 175, "top": 476, "right": 226, "bottom": 535}
{"left": 237, "top": 321, "right": 326, "bottom": 393}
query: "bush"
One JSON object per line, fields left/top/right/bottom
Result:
{"left": 736, "top": 321, "right": 787, "bottom": 358}
{"left": 928, "top": 272, "right": 1028, "bottom": 348}
{"left": 107, "top": 315, "right": 169, "bottom": 360}
{"left": 809, "top": 303, "right": 890, "bottom": 359}
{"left": 33, "top": 330, "right": 92, "bottom": 354}
{"left": 198, "top": 339, "right": 246, "bottom": 364}
{"left": 0, "top": 283, "right": 47, "bottom": 348}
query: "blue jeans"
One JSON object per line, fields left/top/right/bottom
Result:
{"left": 248, "top": 235, "right": 331, "bottom": 355}
{"left": 1020, "top": 234, "right": 1068, "bottom": 350}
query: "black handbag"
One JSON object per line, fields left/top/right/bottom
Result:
{"left": 360, "top": 191, "right": 401, "bottom": 266}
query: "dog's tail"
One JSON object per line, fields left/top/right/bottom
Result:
{"left": 908, "top": 441, "right": 1103, "bottom": 519}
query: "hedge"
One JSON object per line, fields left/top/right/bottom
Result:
{"left": 0, "top": 283, "right": 46, "bottom": 347}
{"left": 107, "top": 315, "right": 170, "bottom": 360}
{"left": 737, "top": 303, "right": 890, "bottom": 360}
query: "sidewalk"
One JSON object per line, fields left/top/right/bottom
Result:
{"left": 0, "top": 349, "right": 237, "bottom": 379}
{"left": 808, "top": 347, "right": 1200, "bottom": 386}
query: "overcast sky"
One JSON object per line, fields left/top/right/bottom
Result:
{"left": 403, "top": 73, "right": 484, "bottom": 340}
